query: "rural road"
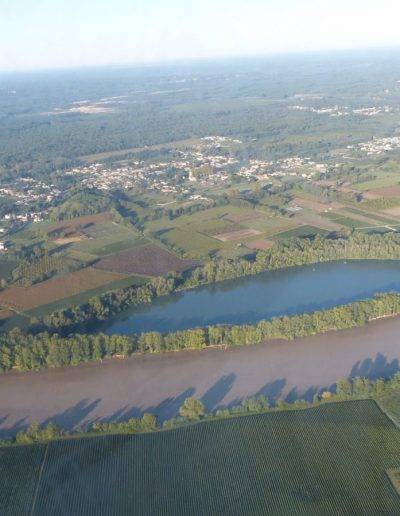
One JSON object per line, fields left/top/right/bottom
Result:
{"left": 0, "top": 316, "right": 399, "bottom": 437}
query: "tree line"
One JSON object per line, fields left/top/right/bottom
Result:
{"left": 3, "top": 373, "right": 400, "bottom": 446}
{"left": 2, "top": 291, "right": 400, "bottom": 373}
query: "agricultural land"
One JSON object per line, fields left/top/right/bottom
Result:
{"left": 0, "top": 400, "right": 399, "bottom": 515}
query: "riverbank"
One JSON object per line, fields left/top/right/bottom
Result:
{"left": 1, "top": 314, "right": 400, "bottom": 438}
{"left": 39, "top": 233, "right": 400, "bottom": 333}
{"left": 2, "top": 288, "right": 400, "bottom": 373}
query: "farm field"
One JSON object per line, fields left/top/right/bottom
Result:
{"left": 245, "top": 238, "right": 274, "bottom": 250}
{"left": 143, "top": 205, "right": 286, "bottom": 257}
{"left": 367, "top": 185, "right": 400, "bottom": 198}
{"left": 93, "top": 243, "right": 197, "bottom": 276}
{"left": 239, "top": 215, "right": 299, "bottom": 235}
{"left": 292, "top": 196, "right": 344, "bottom": 212}
{"left": 157, "top": 227, "right": 222, "bottom": 257}
{"left": 293, "top": 211, "right": 343, "bottom": 231}
{"left": 0, "top": 267, "right": 128, "bottom": 311}
{"left": 383, "top": 206, "right": 400, "bottom": 217}
{"left": 213, "top": 227, "right": 261, "bottom": 242}
{"left": 25, "top": 274, "right": 149, "bottom": 318}
{"left": 353, "top": 174, "right": 400, "bottom": 192}
{"left": 68, "top": 221, "right": 145, "bottom": 255}
{"left": 342, "top": 206, "right": 400, "bottom": 225}
{"left": 273, "top": 225, "right": 330, "bottom": 240}
{"left": 45, "top": 212, "right": 113, "bottom": 235}
{"left": 1, "top": 400, "right": 400, "bottom": 515}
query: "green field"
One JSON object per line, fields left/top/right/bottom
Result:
{"left": 1, "top": 400, "right": 399, "bottom": 515}
{"left": 353, "top": 174, "right": 400, "bottom": 191}
{"left": 157, "top": 227, "right": 222, "bottom": 257}
{"left": 69, "top": 222, "right": 144, "bottom": 255}
{"left": 343, "top": 206, "right": 400, "bottom": 225}
{"left": 273, "top": 225, "right": 330, "bottom": 240}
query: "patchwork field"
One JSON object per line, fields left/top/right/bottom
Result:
{"left": 145, "top": 206, "right": 286, "bottom": 257}
{"left": 94, "top": 243, "right": 197, "bottom": 277}
{"left": 0, "top": 267, "right": 127, "bottom": 311}
{"left": 1, "top": 401, "right": 399, "bottom": 515}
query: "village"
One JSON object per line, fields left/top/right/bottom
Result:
{"left": 1, "top": 129, "right": 400, "bottom": 254}
{"left": 65, "top": 136, "right": 327, "bottom": 194}
{"left": 289, "top": 104, "right": 395, "bottom": 117}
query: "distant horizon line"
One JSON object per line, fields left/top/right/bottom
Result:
{"left": 1, "top": 44, "right": 400, "bottom": 76}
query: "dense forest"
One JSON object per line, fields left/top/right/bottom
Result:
{"left": 2, "top": 51, "right": 400, "bottom": 177}
{"left": 2, "top": 291, "right": 400, "bottom": 373}
{"left": 41, "top": 232, "right": 400, "bottom": 332}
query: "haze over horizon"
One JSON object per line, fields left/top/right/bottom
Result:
{"left": 1, "top": 0, "right": 400, "bottom": 73}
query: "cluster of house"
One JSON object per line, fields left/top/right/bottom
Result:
{"left": 352, "top": 106, "right": 393, "bottom": 116}
{"left": 289, "top": 105, "right": 394, "bottom": 118}
{"left": 237, "top": 157, "right": 326, "bottom": 181}
{"left": 66, "top": 136, "right": 243, "bottom": 193}
{"left": 65, "top": 134, "right": 331, "bottom": 197}
{"left": 348, "top": 136, "right": 400, "bottom": 156}
{"left": 0, "top": 178, "right": 61, "bottom": 205}
{"left": 289, "top": 105, "right": 348, "bottom": 117}
{"left": 0, "top": 177, "right": 61, "bottom": 240}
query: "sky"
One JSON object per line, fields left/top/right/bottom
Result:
{"left": 1, "top": 0, "right": 400, "bottom": 72}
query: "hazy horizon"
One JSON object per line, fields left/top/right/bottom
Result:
{"left": 1, "top": 45, "right": 400, "bottom": 77}
{"left": 2, "top": 0, "right": 400, "bottom": 73}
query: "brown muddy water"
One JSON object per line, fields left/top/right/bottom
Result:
{"left": 0, "top": 316, "right": 399, "bottom": 437}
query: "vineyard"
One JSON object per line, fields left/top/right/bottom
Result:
{"left": 1, "top": 400, "right": 400, "bottom": 515}
{"left": 0, "top": 266, "right": 127, "bottom": 311}
{"left": 93, "top": 243, "right": 197, "bottom": 276}
{"left": 11, "top": 253, "right": 77, "bottom": 286}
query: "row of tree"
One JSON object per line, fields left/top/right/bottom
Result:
{"left": 2, "top": 291, "right": 400, "bottom": 373}
{"left": 40, "top": 232, "right": 400, "bottom": 333}
{"left": 4, "top": 373, "right": 400, "bottom": 446}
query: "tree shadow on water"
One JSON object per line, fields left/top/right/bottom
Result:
{"left": 0, "top": 416, "right": 29, "bottom": 439}
{"left": 255, "top": 378, "right": 287, "bottom": 402}
{"left": 41, "top": 398, "right": 102, "bottom": 431}
{"left": 149, "top": 388, "right": 196, "bottom": 422}
{"left": 348, "top": 353, "right": 399, "bottom": 380}
{"left": 201, "top": 373, "right": 236, "bottom": 412}
{"left": 226, "top": 378, "right": 287, "bottom": 409}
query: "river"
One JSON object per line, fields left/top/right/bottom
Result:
{"left": 1, "top": 315, "right": 399, "bottom": 437}
{"left": 101, "top": 260, "right": 400, "bottom": 334}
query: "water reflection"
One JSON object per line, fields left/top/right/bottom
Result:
{"left": 101, "top": 260, "right": 400, "bottom": 334}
